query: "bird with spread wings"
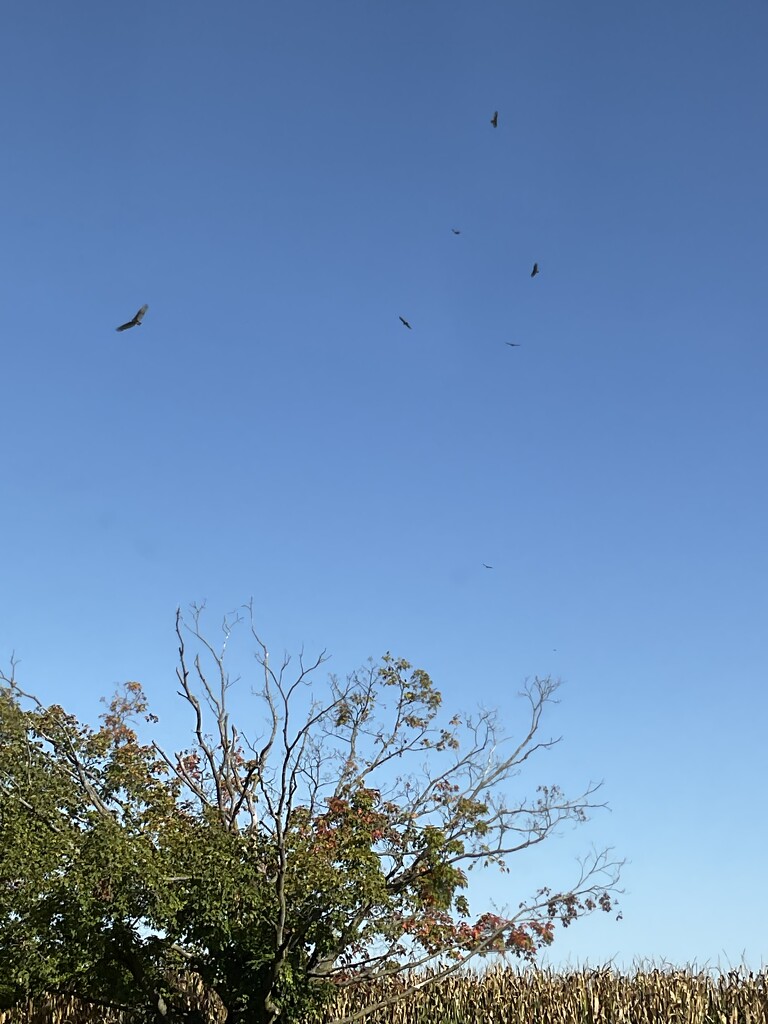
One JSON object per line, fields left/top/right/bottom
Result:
{"left": 116, "top": 304, "right": 149, "bottom": 332}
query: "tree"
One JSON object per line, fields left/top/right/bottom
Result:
{"left": 0, "top": 604, "right": 621, "bottom": 1024}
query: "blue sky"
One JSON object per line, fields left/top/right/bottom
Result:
{"left": 2, "top": 0, "right": 767, "bottom": 971}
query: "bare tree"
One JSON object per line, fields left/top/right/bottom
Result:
{"left": 152, "top": 603, "right": 621, "bottom": 1022}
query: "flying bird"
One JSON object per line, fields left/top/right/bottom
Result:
{"left": 399, "top": 316, "right": 412, "bottom": 329}
{"left": 451, "top": 228, "right": 461, "bottom": 235}
{"left": 116, "top": 304, "right": 149, "bottom": 332}
{"left": 505, "top": 342, "right": 521, "bottom": 347}
{"left": 482, "top": 563, "right": 494, "bottom": 570}
{"left": 490, "top": 111, "right": 498, "bottom": 128}
{"left": 530, "top": 263, "right": 540, "bottom": 278}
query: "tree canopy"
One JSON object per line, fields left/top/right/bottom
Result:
{"left": 0, "top": 605, "right": 620, "bottom": 1024}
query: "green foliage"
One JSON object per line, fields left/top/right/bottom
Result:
{"left": 0, "top": 610, "right": 619, "bottom": 1024}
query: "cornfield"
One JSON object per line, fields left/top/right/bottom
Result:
{"left": 312, "top": 966, "right": 768, "bottom": 1024}
{"left": 1, "top": 966, "right": 766, "bottom": 1024}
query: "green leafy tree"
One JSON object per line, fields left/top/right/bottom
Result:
{"left": 0, "top": 605, "right": 621, "bottom": 1024}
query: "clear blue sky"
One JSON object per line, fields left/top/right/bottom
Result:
{"left": 2, "top": 0, "right": 767, "bottom": 971}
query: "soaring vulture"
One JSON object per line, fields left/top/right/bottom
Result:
{"left": 116, "top": 304, "right": 149, "bottom": 332}
{"left": 530, "top": 263, "right": 540, "bottom": 278}
{"left": 399, "top": 316, "right": 412, "bottom": 329}
{"left": 490, "top": 111, "right": 498, "bottom": 128}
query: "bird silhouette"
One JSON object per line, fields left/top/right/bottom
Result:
{"left": 505, "top": 342, "right": 521, "bottom": 347}
{"left": 482, "top": 563, "right": 494, "bottom": 570}
{"left": 490, "top": 111, "right": 498, "bottom": 128}
{"left": 530, "top": 263, "right": 540, "bottom": 278}
{"left": 451, "top": 228, "right": 461, "bottom": 235}
{"left": 116, "top": 304, "right": 149, "bottom": 332}
{"left": 399, "top": 316, "right": 412, "bottom": 329}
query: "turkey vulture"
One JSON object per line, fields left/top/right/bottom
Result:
{"left": 399, "top": 316, "right": 412, "bottom": 329}
{"left": 490, "top": 111, "right": 498, "bottom": 128}
{"left": 530, "top": 263, "right": 539, "bottom": 278}
{"left": 505, "top": 342, "right": 521, "bottom": 347}
{"left": 116, "top": 304, "right": 149, "bottom": 332}
{"left": 482, "top": 563, "right": 494, "bottom": 570}
{"left": 451, "top": 228, "right": 461, "bottom": 235}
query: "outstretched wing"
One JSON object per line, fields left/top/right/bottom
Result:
{"left": 116, "top": 304, "right": 149, "bottom": 332}
{"left": 491, "top": 111, "right": 498, "bottom": 127}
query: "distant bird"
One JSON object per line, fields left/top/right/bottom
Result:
{"left": 482, "top": 563, "right": 494, "bottom": 570}
{"left": 530, "top": 263, "right": 540, "bottom": 278}
{"left": 505, "top": 342, "right": 521, "bottom": 347}
{"left": 116, "top": 304, "right": 149, "bottom": 332}
{"left": 399, "top": 316, "right": 412, "bottom": 329}
{"left": 490, "top": 111, "right": 498, "bottom": 128}
{"left": 451, "top": 228, "right": 461, "bottom": 235}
